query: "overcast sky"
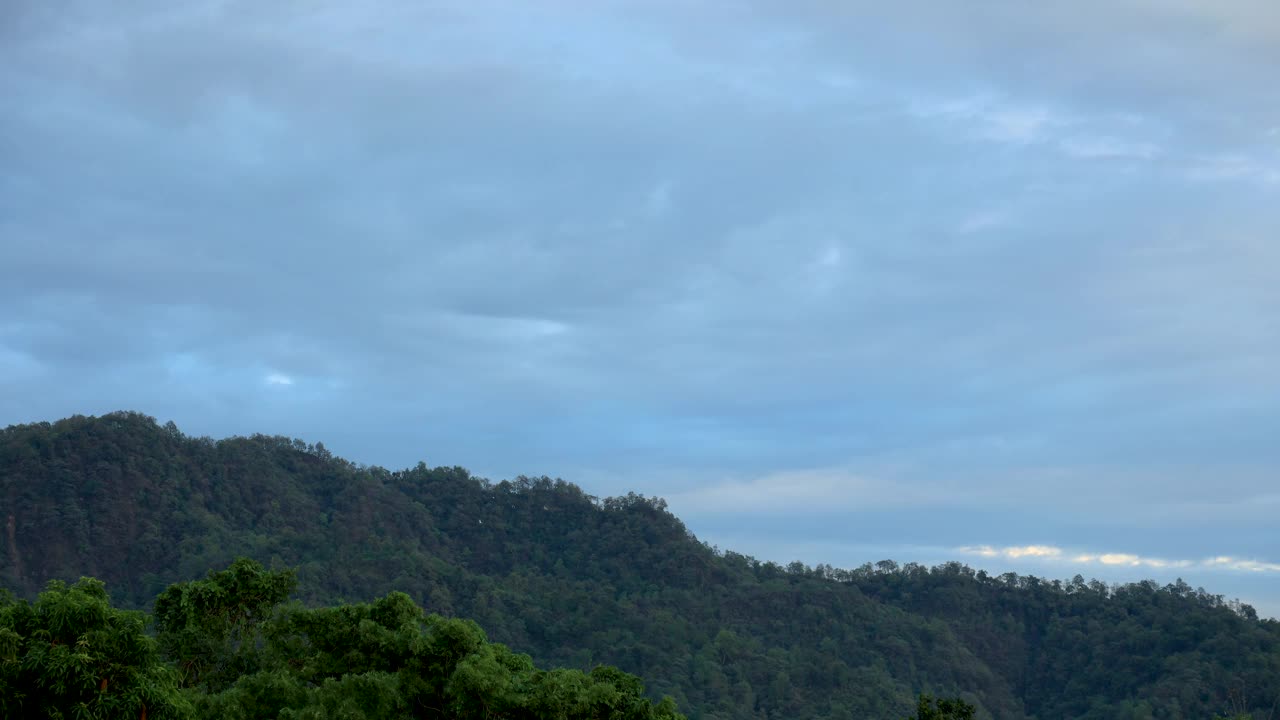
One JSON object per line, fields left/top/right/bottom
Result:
{"left": 2, "top": 0, "right": 1278, "bottom": 616}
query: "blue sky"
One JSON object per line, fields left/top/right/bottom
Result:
{"left": 2, "top": 0, "right": 1278, "bottom": 616}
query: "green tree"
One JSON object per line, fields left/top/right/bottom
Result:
{"left": 177, "top": 559, "right": 687, "bottom": 720}
{"left": 153, "top": 557, "right": 297, "bottom": 691}
{"left": 905, "top": 694, "right": 976, "bottom": 720}
{"left": 0, "top": 577, "right": 191, "bottom": 720}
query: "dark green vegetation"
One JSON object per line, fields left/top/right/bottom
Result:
{"left": 2, "top": 558, "right": 684, "bottom": 719}
{"left": 906, "top": 695, "right": 976, "bottom": 720}
{"left": 0, "top": 577, "right": 192, "bottom": 719}
{"left": 3, "top": 412, "right": 1279, "bottom": 719}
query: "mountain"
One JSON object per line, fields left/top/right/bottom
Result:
{"left": 3, "top": 411, "right": 1278, "bottom": 719}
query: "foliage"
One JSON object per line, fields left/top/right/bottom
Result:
{"left": 905, "top": 694, "right": 976, "bottom": 720}
{"left": 183, "top": 562, "right": 685, "bottom": 720}
{"left": 0, "top": 576, "right": 191, "bottom": 720}
{"left": 2, "top": 558, "right": 684, "bottom": 719}
{"left": 153, "top": 556, "right": 297, "bottom": 691}
{"left": 4, "top": 412, "right": 1280, "bottom": 719}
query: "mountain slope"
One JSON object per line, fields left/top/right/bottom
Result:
{"left": 3, "top": 412, "right": 1277, "bottom": 719}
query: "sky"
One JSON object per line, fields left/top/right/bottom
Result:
{"left": 2, "top": 0, "right": 1278, "bottom": 617}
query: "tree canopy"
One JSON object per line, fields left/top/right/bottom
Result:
{"left": 3, "top": 558, "right": 685, "bottom": 720}
{"left": 0, "top": 576, "right": 190, "bottom": 720}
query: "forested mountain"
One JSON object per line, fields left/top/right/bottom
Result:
{"left": 3, "top": 412, "right": 1278, "bottom": 719}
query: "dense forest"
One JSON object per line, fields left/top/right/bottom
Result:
{"left": 2, "top": 412, "right": 1278, "bottom": 719}
{"left": 1, "top": 557, "right": 686, "bottom": 719}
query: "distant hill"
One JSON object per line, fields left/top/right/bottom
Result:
{"left": 3, "top": 411, "right": 1278, "bottom": 719}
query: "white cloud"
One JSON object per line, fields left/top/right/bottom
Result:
{"left": 1098, "top": 553, "right": 1142, "bottom": 566}
{"left": 959, "top": 544, "right": 1062, "bottom": 559}
{"left": 1008, "top": 545, "right": 1063, "bottom": 558}
{"left": 957, "top": 545, "right": 1277, "bottom": 574}
{"left": 1205, "top": 556, "right": 1280, "bottom": 573}
{"left": 265, "top": 373, "right": 294, "bottom": 386}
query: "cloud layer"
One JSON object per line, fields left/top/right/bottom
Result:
{"left": 2, "top": 0, "right": 1277, "bottom": 612}
{"left": 958, "top": 544, "right": 1280, "bottom": 573}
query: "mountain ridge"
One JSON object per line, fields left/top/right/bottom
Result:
{"left": 3, "top": 411, "right": 1277, "bottom": 719}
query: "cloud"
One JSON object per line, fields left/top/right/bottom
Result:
{"left": 1007, "top": 545, "right": 1063, "bottom": 559}
{"left": 1058, "top": 135, "right": 1161, "bottom": 160}
{"left": 667, "top": 468, "right": 950, "bottom": 514}
{"left": 958, "top": 545, "right": 1065, "bottom": 560}
{"left": 957, "top": 545, "right": 1278, "bottom": 574}
{"left": 906, "top": 94, "right": 1058, "bottom": 145}
{"left": 1204, "top": 556, "right": 1280, "bottom": 573}
{"left": 1182, "top": 154, "right": 1280, "bottom": 186}
{"left": 265, "top": 373, "right": 294, "bottom": 386}
{"left": 1, "top": 0, "right": 1278, "bottom": 613}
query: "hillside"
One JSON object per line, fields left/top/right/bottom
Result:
{"left": 3, "top": 412, "right": 1278, "bottom": 719}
